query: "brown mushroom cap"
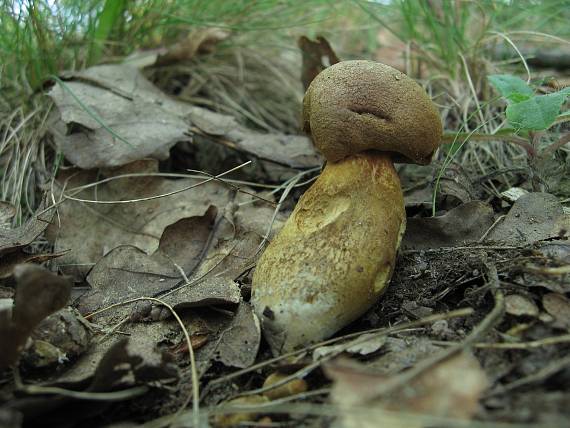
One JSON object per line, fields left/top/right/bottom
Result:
{"left": 303, "top": 60, "right": 442, "bottom": 164}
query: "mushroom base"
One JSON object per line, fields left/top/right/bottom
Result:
{"left": 251, "top": 153, "right": 406, "bottom": 355}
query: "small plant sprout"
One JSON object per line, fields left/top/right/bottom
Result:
{"left": 487, "top": 74, "right": 570, "bottom": 156}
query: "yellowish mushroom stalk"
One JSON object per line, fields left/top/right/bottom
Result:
{"left": 252, "top": 60, "right": 441, "bottom": 355}
{"left": 252, "top": 153, "right": 405, "bottom": 353}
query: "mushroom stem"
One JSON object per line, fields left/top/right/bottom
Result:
{"left": 252, "top": 152, "right": 405, "bottom": 354}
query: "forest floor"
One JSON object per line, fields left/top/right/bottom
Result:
{"left": 1, "top": 6, "right": 570, "bottom": 427}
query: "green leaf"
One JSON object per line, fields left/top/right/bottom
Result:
{"left": 506, "top": 92, "right": 566, "bottom": 130}
{"left": 488, "top": 74, "right": 533, "bottom": 103}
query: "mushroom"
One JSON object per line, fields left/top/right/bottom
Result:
{"left": 251, "top": 60, "right": 442, "bottom": 354}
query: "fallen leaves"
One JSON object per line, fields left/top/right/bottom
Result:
{"left": 78, "top": 206, "right": 218, "bottom": 315}
{"left": 326, "top": 352, "right": 488, "bottom": 428}
{"left": 403, "top": 201, "right": 495, "bottom": 250}
{"left": 0, "top": 264, "right": 72, "bottom": 369}
{"left": 298, "top": 35, "right": 340, "bottom": 90}
{"left": 5, "top": 36, "right": 570, "bottom": 428}
{"left": 9, "top": 339, "right": 178, "bottom": 427}
{"left": 48, "top": 64, "right": 194, "bottom": 169}
{"left": 47, "top": 63, "right": 320, "bottom": 173}
{"left": 542, "top": 293, "right": 570, "bottom": 329}
{"left": 486, "top": 192, "right": 569, "bottom": 244}
{"left": 46, "top": 159, "right": 234, "bottom": 281}
{"left": 505, "top": 294, "right": 539, "bottom": 318}
{"left": 0, "top": 199, "right": 54, "bottom": 256}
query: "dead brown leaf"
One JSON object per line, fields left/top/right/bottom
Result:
{"left": 542, "top": 293, "right": 570, "bottom": 329}
{"left": 327, "top": 352, "right": 488, "bottom": 428}
{"left": 402, "top": 201, "right": 495, "bottom": 250}
{"left": 505, "top": 294, "right": 539, "bottom": 318}
{"left": 78, "top": 206, "right": 218, "bottom": 315}
{"left": 155, "top": 28, "right": 229, "bottom": 66}
{"left": 48, "top": 65, "right": 194, "bottom": 169}
{"left": 0, "top": 199, "right": 54, "bottom": 257}
{"left": 0, "top": 250, "right": 66, "bottom": 281}
{"left": 298, "top": 35, "right": 340, "bottom": 90}
{"left": 46, "top": 159, "right": 233, "bottom": 281}
{"left": 189, "top": 107, "right": 321, "bottom": 171}
{"left": 189, "top": 302, "right": 261, "bottom": 370}
{"left": 20, "top": 307, "right": 92, "bottom": 369}
{"left": 162, "top": 276, "right": 241, "bottom": 312}
{"left": 211, "top": 302, "right": 260, "bottom": 368}
{"left": 486, "top": 192, "right": 569, "bottom": 245}
{"left": 312, "top": 333, "right": 387, "bottom": 360}
{"left": 8, "top": 338, "right": 177, "bottom": 427}
{"left": 0, "top": 264, "right": 72, "bottom": 369}
{"left": 48, "top": 62, "right": 320, "bottom": 173}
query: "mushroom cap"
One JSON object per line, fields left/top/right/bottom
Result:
{"left": 303, "top": 60, "right": 442, "bottom": 164}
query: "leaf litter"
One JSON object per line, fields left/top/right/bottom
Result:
{"left": 2, "top": 35, "right": 570, "bottom": 428}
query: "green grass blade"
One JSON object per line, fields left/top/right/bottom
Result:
{"left": 90, "top": 0, "right": 127, "bottom": 64}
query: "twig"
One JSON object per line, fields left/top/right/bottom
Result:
{"left": 186, "top": 168, "right": 276, "bottom": 206}
{"left": 64, "top": 161, "right": 251, "bottom": 204}
{"left": 488, "top": 355, "right": 570, "bottom": 397}
{"left": 478, "top": 215, "right": 506, "bottom": 242}
{"left": 433, "top": 334, "right": 570, "bottom": 350}
{"left": 17, "top": 384, "right": 149, "bottom": 401}
{"left": 524, "top": 264, "right": 570, "bottom": 275}
{"left": 402, "top": 244, "right": 523, "bottom": 255}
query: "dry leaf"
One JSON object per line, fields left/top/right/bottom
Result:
{"left": 0, "top": 265, "right": 72, "bottom": 369}
{"left": 298, "top": 35, "right": 340, "bottom": 90}
{"left": 189, "top": 107, "right": 321, "bottom": 170}
{"left": 48, "top": 63, "right": 320, "bottom": 172}
{"left": 312, "top": 333, "right": 387, "bottom": 360}
{"left": 487, "top": 192, "right": 569, "bottom": 245}
{"left": 189, "top": 302, "right": 261, "bottom": 370}
{"left": 402, "top": 201, "right": 495, "bottom": 250}
{"left": 0, "top": 251, "right": 66, "bottom": 281}
{"left": 156, "top": 28, "right": 229, "bottom": 66}
{"left": 327, "top": 352, "right": 488, "bottom": 428}
{"left": 0, "top": 199, "right": 53, "bottom": 257}
{"left": 8, "top": 338, "right": 178, "bottom": 427}
{"left": 212, "top": 302, "right": 261, "bottom": 368}
{"left": 46, "top": 159, "right": 233, "bottom": 281}
{"left": 163, "top": 277, "right": 241, "bottom": 312}
{"left": 505, "top": 294, "right": 539, "bottom": 317}
{"left": 48, "top": 64, "right": 194, "bottom": 169}
{"left": 78, "top": 206, "right": 218, "bottom": 314}
{"left": 542, "top": 293, "right": 570, "bottom": 329}
{"left": 20, "top": 307, "right": 91, "bottom": 369}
